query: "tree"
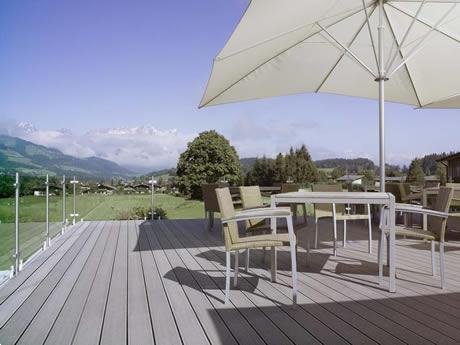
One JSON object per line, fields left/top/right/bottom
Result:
{"left": 436, "top": 162, "right": 447, "bottom": 186}
{"left": 362, "top": 169, "right": 375, "bottom": 186}
{"left": 273, "top": 153, "right": 285, "bottom": 183}
{"left": 407, "top": 158, "right": 425, "bottom": 186}
{"left": 294, "top": 144, "right": 318, "bottom": 183}
{"left": 331, "top": 166, "right": 345, "bottom": 180}
{"left": 285, "top": 147, "right": 295, "bottom": 182}
{"left": 176, "top": 130, "right": 242, "bottom": 199}
{"left": 0, "top": 175, "right": 15, "bottom": 198}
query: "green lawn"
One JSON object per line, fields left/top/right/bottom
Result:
{"left": 0, "top": 193, "right": 204, "bottom": 270}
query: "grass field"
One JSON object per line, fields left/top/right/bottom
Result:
{"left": 0, "top": 193, "right": 204, "bottom": 270}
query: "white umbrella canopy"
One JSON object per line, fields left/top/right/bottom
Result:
{"left": 199, "top": 0, "right": 460, "bottom": 190}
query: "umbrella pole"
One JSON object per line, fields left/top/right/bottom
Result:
{"left": 378, "top": 0, "right": 386, "bottom": 193}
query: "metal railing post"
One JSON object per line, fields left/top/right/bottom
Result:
{"left": 44, "top": 174, "right": 50, "bottom": 249}
{"left": 148, "top": 177, "right": 156, "bottom": 220}
{"left": 62, "top": 175, "right": 66, "bottom": 234}
{"left": 70, "top": 176, "right": 79, "bottom": 225}
{"left": 13, "top": 173, "right": 20, "bottom": 275}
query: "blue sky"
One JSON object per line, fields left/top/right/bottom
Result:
{"left": 0, "top": 0, "right": 459, "bottom": 170}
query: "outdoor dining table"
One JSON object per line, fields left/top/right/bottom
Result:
{"left": 271, "top": 191, "right": 397, "bottom": 293}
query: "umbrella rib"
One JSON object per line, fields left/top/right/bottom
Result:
{"left": 388, "top": 3, "right": 457, "bottom": 77}
{"left": 315, "top": 5, "right": 377, "bottom": 93}
{"left": 385, "top": 0, "right": 426, "bottom": 73}
{"left": 199, "top": 5, "right": 371, "bottom": 108}
{"left": 383, "top": 6, "right": 423, "bottom": 107}
{"left": 362, "top": 0, "right": 380, "bottom": 71}
{"left": 387, "top": 2, "right": 460, "bottom": 44}
{"left": 317, "top": 23, "right": 377, "bottom": 79}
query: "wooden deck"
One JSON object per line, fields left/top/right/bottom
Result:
{"left": 1, "top": 218, "right": 460, "bottom": 345}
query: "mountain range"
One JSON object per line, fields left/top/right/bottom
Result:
{"left": 0, "top": 135, "right": 133, "bottom": 179}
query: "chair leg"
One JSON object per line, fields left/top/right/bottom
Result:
{"left": 431, "top": 240, "right": 436, "bottom": 276}
{"left": 286, "top": 216, "right": 297, "bottom": 305}
{"left": 440, "top": 241, "right": 446, "bottom": 289}
{"left": 225, "top": 251, "right": 231, "bottom": 304}
{"left": 245, "top": 248, "right": 250, "bottom": 272}
{"left": 343, "top": 219, "right": 347, "bottom": 248}
{"left": 378, "top": 230, "right": 385, "bottom": 285}
{"left": 270, "top": 246, "right": 277, "bottom": 282}
{"left": 314, "top": 218, "right": 319, "bottom": 249}
{"left": 367, "top": 204, "right": 372, "bottom": 254}
{"left": 262, "top": 247, "right": 266, "bottom": 264}
{"left": 302, "top": 204, "right": 308, "bottom": 224}
{"left": 234, "top": 251, "right": 239, "bottom": 287}
{"left": 332, "top": 204, "right": 337, "bottom": 256}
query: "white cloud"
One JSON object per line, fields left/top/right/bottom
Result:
{"left": 3, "top": 122, "right": 194, "bottom": 171}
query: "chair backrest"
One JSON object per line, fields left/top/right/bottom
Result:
{"left": 239, "top": 186, "right": 263, "bottom": 208}
{"left": 215, "top": 187, "right": 239, "bottom": 250}
{"left": 239, "top": 186, "right": 266, "bottom": 228}
{"left": 385, "top": 183, "right": 403, "bottom": 203}
{"left": 428, "top": 187, "right": 454, "bottom": 241}
{"left": 311, "top": 184, "right": 344, "bottom": 216}
{"left": 398, "top": 183, "right": 411, "bottom": 200}
{"left": 281, "top": 183, "right": 299, "bottom": 193}
{"left": 202, "top": 183, "right": 228, "bottom": 212}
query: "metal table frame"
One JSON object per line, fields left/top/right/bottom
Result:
{"left": 271, "top": 191, "right": 397, "bottom": 292}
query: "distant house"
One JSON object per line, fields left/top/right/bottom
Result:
{"left": 123, "top": 186, "right": 136, "bottom": 194}
{"left": 374, "top": 176, "right": 407, "bottom": 183}
{"left": 438, "top": 152, "right": 460, "bottom": 183}
{"left": 134, "top": 183, "right": 151, "bottom": 194}
{"left": 337, "top": 174, "right": 364, "bottom": 185}
{"left": 97, "top": 183, "right": 116, "bottom": 195}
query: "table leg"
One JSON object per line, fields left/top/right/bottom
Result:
{"left": 388, "top": 201, "right": 396, "bottom": 293}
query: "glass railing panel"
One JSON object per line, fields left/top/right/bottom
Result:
{"left": 19, "top": 176, "right": 46, "bottom": 264}
{"left": 0, "top": 177, "right": 16, "bottom": 280}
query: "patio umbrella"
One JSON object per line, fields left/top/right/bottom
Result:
{"left": 199, "top": 0, "right": 460, "bottom": 191}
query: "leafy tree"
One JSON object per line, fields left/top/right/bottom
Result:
{"left": 273, "top": 153, "right": 285, "bottom": 183}
{"left": 362, "top": 169, "right": 375, "bottom": 186}
{"left": 0, "top": 175, "right": 15, "bottom": 198}
{"left": 436, "top": 162, "right": 447, "bottom": 185}
{"left": 176, "top": 130, "right": 242, "bottom": 199}
{"left": 331, "top": 166, "right": 346, "bottom": 180}
{"left": 407, "top": 158, "right": 425, "bottom": 186}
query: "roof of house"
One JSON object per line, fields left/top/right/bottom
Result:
{"left": 337, "top": 174, "right": 364, "bottom": 181}
{"left": 375, "top": 176, "right": 407, "bottom": 182}
{"left": 437, "top": 152, "right": 460, "bottom": 163}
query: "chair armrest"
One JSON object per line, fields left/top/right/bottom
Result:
{"left": 222, "top": 207, "right": 291, "bottom": 224}
{"left": 395, "top": 204, "right": 449, "bottom": 218}
{"left": 240, "top": 204, "right": 270, "bottom": 211}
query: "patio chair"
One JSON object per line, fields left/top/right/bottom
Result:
{"left": 202, "top": 182, "right": 228, "bottom": 231}
{"left": 239, "top": 186, "right": 308, "bottom": 266}
{"left": 215, "top": 187, "right": 298, "bottom": 304}
{"left": 312, "top": 184, "right": 372, "bottom": 255}
{"left": 379, "top": 187, "right": 454, "bottom": 289}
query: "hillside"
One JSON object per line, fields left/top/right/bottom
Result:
{"left": 0, "top": 135, "right": 133, "bottom": 179}
{"left": 315, "top": 158, "right": 375, "bottom": 172}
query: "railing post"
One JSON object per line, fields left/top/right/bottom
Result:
{"left": 70, "top": 176, "right": 79, "bottom": 225}
{"left": 149, "top": 177, "right": 156, "bottom": 220}
{"left": 62, "top": 175, "right": 66, "bottom": 234}
{"left": 13, "top": 172, "right": 20, "bottom": 276}
{"left": 44, "top": 174, "right": 50, "bottom": 249}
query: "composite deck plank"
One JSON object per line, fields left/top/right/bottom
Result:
{"left": 143, "top": 222, "right": 210, "bottom": 345}
{"left": 157, "top": 220, "right": 286, "bottom": 345}
{"left": 71, "top": 221, "right": 120, "bottom": 345}
{"left": 126, "top": 220, "right": 155, "bottom": 345}
{"left": 136, "top": 221, "right": 183, "bottom": 345}
{"left": 0, "top": 219, "right": 458, "bottom": 345}
{"left": 176, "top": 219, "right": 358, "bottom": 345}
{"left": 167, "top": 219, "right": 323, "bottom": 345}
{"left": 99, "top": 221, "right": 128, "bottom": 345}
{"left": 0, "top": 222, "right": 84, "bottom": 305}
{"left": 153, "top": 221, "right": 245, "bottom": 345}
{"left": 16, "top": 221, "right": 104, "bottom": 345}
{"left": 44, "top": 222, "right": 112, "bottom": 345}
{"left": 314, "top": 236, "right": 460, "bottom": 337}
{"left": 0, "top": 221, "right": 96, "bottom": 344}
{"left": 0, "top": 222, "right": 88, "bottom": 328}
